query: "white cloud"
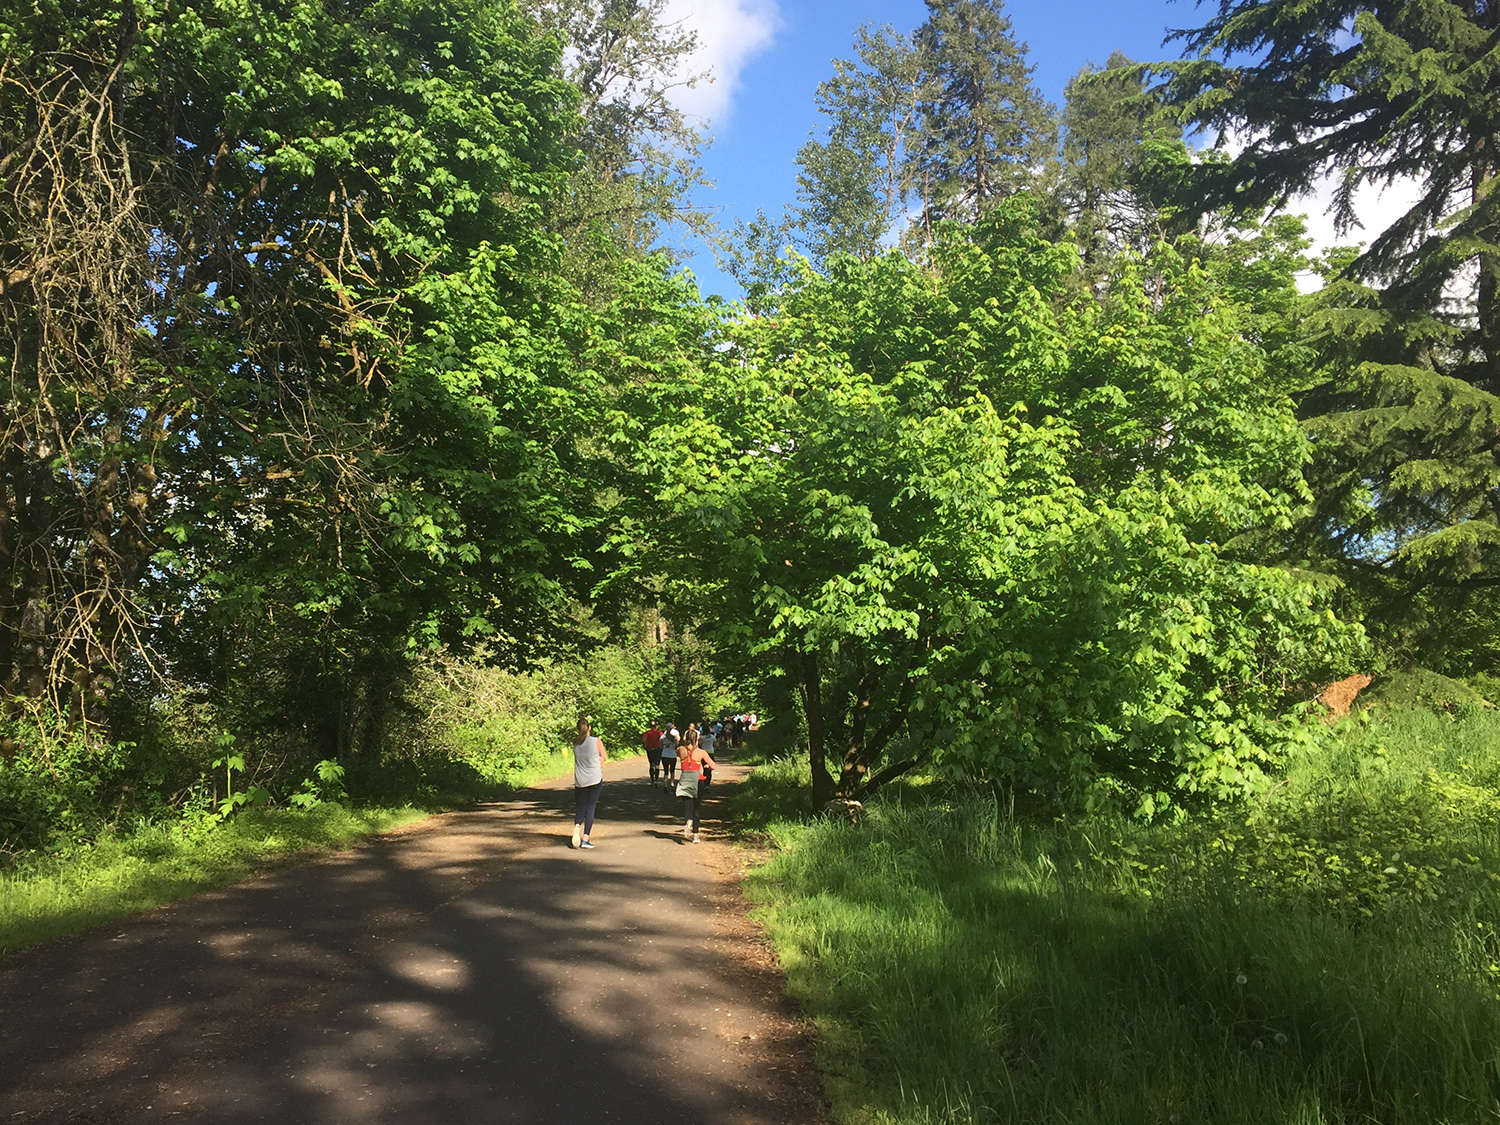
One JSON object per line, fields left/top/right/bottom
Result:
{"left": 662, "top": 0, "right": 780, "bottom": 125}
{"left": 1286, "top": 172, "right": 1426, "bottom": 293}
{"left": 1211, "top": 128, "right": 1427, "bottom": 293}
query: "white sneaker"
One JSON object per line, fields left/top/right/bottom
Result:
{"left": 571, "top": 824, "right": 581, "bottom": 849}
{"left": 692, "top": 834, "right": 701, "bottom": 844}
{"left": 683, "top": 823, "right": 692, "bottom": 840}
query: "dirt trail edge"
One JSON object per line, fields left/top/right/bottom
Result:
{"left": 0, "top": 756, "right": 827, "bottom": 1125}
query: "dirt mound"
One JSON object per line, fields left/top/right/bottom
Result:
{"left": 1317, "top": 673, "right": 1373, "bottom": 718}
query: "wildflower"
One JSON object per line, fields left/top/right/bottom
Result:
{"left": 1274, "top": 1032, "right": 1288, "bottom": 1046}
{"left": 1235, "top": 972, "right": 1248, "bottom": 986}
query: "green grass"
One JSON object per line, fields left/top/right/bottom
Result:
{"left": 744, "top": 708, "right": 1500, "bottom": 1124}
{"left": 730, "top": 752, "right": 815, "bottom": 833}
{"left": 0, "top": 749, "right": 595, "bottom": 955}
{"left": 0, "top": 803, "right": 430, "bottom": 953}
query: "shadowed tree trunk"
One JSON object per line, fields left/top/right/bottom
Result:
{"left": 802, "top": 653, "right": 835, "bottom": 806}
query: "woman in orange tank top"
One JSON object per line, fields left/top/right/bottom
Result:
{"left": 675, "top": 731, "right": 716, "bottom": 843}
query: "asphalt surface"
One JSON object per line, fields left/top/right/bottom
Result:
{"left": 0, "top": 754, "right": 826, "bottom": 1124}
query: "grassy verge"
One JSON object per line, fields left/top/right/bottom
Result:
{"left": 0, "top": 749, "right": 590, "bottom": 955}
{"left": 742, "top": 709, "right": 1500, "bottom": 1124}
{"left": 0, "top": 803, "right": 427, "bottom": 953}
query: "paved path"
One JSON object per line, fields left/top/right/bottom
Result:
{"left": 0, "top": 756, "right": 825, "bottom": 1124}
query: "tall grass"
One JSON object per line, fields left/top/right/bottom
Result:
{"left": 745, "top": 709, "right": 1500, "bottom": 1124}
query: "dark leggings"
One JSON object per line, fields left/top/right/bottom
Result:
{"left": 648, "top": 749, "right": 660, "bottom": 782}
{"left": 680, "top": 793, "right": 700, "bottom": 832}
{"left": 574, "top": 782, "right": 602, "bottom": 832}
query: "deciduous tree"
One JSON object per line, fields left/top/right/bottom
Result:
{"left": 627, "top": 203, "right": 1363, "bottom": 814}
{"left": 0, "top": 0, "right": 594, "bottom": 743}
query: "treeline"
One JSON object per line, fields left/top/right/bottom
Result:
{"left": 0, "top": 0, "right": 1495, "bottom": 850}
{"left": 0, "top": 0, "right": 723, "bottom": 849}
{"left": 735, "top": 0, "right": 1498, "bottom": 688}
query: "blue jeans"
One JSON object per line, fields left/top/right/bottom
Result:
{"left": 574, "top": 782, "right": 602, "bottom": 832}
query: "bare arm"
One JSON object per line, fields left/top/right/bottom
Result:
{"left": 597, "top": 738, "right": 607, "bottom": 766}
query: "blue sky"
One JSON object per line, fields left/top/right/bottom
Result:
{"left": 667, "top": 0, "right": 1198, "bottom": 298}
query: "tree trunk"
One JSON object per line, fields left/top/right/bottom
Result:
{"left": 11, "top": 467, "right": 53, "bottom": 702}
{"left": 837, "top": 658, "right": 916, "bottom": 797}
{"left": 838, "top": 661, "right": 876, "bottom": 795}
{"left": 0, "top": 447, "right": 16, "bottom": 689}
{"left": 1474, "top": 146, "right": 1499, "bottom": 394}
{"left": 803, "top": 653, "right": 835, "bottom": 806}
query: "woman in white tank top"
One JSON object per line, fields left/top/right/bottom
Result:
{"left": 571, "top": 717, "right": 606, "bottom": 849}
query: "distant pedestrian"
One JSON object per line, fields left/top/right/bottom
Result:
{"left": 675, "top": 733, "right": 716, "bottom": 843}
{"left": 660, "top": 723, "right": 679, "bottom": 791}
{"left": 698, "top": 723, "right": 716, "bottom": 790}
{"left": 643, "top": 721, "right": 664, "bottom": 785}
{"left": 571, "top": 717, "right": 606, "bottom": 850}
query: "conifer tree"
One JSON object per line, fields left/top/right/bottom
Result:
{"left": 727, "top": 2, "right": 1057, "bottom": 286}
{"left": 519, "top": 0, "right": 711, "bottom": 292}
{"left": 912, "top": 0, "right": 1057, "bottom": 226}
{"left": 1059, "top": 51, "right": 1182, "bottom": 264}
{"left": 1151, "top": 0, "right": 1500, "bottom": 674}
{"left": 1156, "top": 0, "right": 1498, "bottom": 388}
{"left": 722, "top": 24, "right": 931, "bottom": 289}
{"left": 792, "top": 26, "right": 928, "bottom": 266}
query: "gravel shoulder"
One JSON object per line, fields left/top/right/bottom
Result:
{"left": 0, "top": 754, "right": 827, "bottom": 1125}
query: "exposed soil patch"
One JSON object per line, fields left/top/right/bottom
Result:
{"left": 701, "top": 841, "right": 828, "bottom": 1124}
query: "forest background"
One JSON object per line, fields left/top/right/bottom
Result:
{"left": 1, "top": 0, "right": 1499, "bottom": 1118}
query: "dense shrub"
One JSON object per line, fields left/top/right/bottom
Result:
{"left": 401, "top": 640, "right": 733, "bottom": 786}
{"left": 0, "top": 640, "right": 734, "bottom": 862}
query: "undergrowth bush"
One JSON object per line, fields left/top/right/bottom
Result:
{"left": 0, "top": 640, "right": 734, "bottom": 865}
{"left": 1147, "top": 705, "right": 1500, "bottom": 921}
{"left": 405, "top": 641, "right": 733, "bottom": 786}
{"left": 746, "top": 706, "right": 1500, "bottom": 1124}
{"left": 0, "top": 698, "right": 223, "bottom": 858}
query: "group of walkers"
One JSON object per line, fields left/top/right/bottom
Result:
{"left": 569, "top": 714, "right": 753, "bottom": 849}
{"left": 642, "top": 719, "right": 724, "bottom": 843}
